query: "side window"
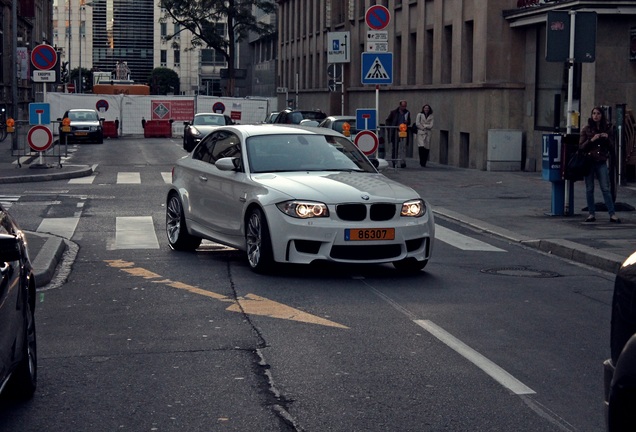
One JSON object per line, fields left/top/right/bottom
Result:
{"left": 212, "top": 132, "right": 242, "bottom": 169}
{"left": 193, "top": 131, "right": 242, "bottom": 169}
{"left": 192, "top": 133, "right": 217, "bottom": 163}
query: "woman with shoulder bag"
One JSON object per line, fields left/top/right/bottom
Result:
{"left": 579, "top": 106, "right": 620, "bottom": 223}
{"left": 415, "top": 104, "right": 434, "bottom": 167}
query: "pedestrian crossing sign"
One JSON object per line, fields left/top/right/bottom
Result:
{"left": 361, "top": 52, "right": 392, "bottom": 85}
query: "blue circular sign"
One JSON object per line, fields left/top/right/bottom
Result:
{"left": 31, "top": 44, "right": 58, "bottom": 71}
{"left": 96, "top": 99, "right": 109, "bottom": 112}
{"left": 213, "top": 102, "right": 226, "bottom": 114}
{"left": 365, "top": 5, "right": 391, "bottom": 31}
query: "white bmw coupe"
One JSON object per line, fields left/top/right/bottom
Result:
{"left": 166, "top": 124, "right": 435, "bottom": 273}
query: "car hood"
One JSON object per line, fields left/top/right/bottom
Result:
{"left": 190, "top": 125, "right": 221, "bottom": 134}
{"left": 71, "top": 120, "right": 101, "bottom": 127}
{"left": 251, "top": 171, "right": 419, "bottom": 203}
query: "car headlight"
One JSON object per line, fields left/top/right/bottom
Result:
{"left": 89, "top": 126, "right": 98, "bottom": 131}
{"left": 276, "top": 201, "right": 329, "bottom": 218}
{"left": 401, "top": 199, "right": 425, "bottom": 217}
{"left": 191, "top": 127, "right": 202, "bottom": 137}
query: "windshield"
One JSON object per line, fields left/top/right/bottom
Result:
{"left": 247, "top": 134, "right": 377, "bottom": 174}
{"left": 69, "top": 111, "right": 98, "bottom": 121}
{"left": 193, "top": 115, "right": 224, "bottom": 126}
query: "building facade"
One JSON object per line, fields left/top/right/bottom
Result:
{"left": 276, "top": 0, "right": 636, "bottom": 172}
{"left": 1, "top": 0, "right": 53, "bottom": 118}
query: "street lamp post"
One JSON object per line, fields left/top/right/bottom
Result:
{"left": 79, "top": 16, "right": 82, "bottom": 93}
{"left": 68, "top": 0, "right": 71, "bottom": 91}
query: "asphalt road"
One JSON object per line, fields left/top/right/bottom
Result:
{"left": 0, "top": 137, "right": 614, "bottom": 431}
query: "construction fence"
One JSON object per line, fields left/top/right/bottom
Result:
{"left": 43, "top": 94, "right": 277, "bottom": 137}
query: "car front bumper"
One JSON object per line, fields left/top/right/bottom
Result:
{"left": 263, "top": 204, "right": 434, "bottom": 265}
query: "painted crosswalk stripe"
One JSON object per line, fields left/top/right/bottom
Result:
{"left": 0, "top": 195, "right": 20, "bottom": 209}
{"left": 117, "top": 172, "right": 141, "bottom": 184}
{"left": 37, "top": 217, "right": 80, "bottom": 240}
{"left": 114, "top": 216, "right": 159, "bottom": 249}
{"left": 69, "top": 175, "right": 96, "bottom": 184}
{"left": 435, "top": 225, "right": 505, "bottom": 252}
{"left": 161, "top": 172, "right": 172, "bottom": 184}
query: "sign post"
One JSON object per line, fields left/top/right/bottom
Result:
{"left": 364, "top": 6, "right": 392, "bottom": 141}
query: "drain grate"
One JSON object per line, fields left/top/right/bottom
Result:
{"left": 480, "top": 266, "right": 560, "bottom": 278}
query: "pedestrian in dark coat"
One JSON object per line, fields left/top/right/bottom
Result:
{"left": 385, "top": 100, "right": 410, "bottom": 168}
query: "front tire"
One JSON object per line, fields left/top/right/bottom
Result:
{"left": 246, "top": 208, "right": 274, "bottom": 273}
{"left": 392, "top": 257, "right": 428, "bottom": 273}
{"left": 166, "top": 194, "right": 201, "bottom": 251}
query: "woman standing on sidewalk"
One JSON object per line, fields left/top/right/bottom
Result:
{"left": 579, "top": 106, "right": 620, "bottom": 223}
{"left": 415, "top": 104, "right": 434, "bottom": 167}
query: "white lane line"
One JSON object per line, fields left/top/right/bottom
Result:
{"left": 414, "top": 320, "right": 535, "bottom": 395}
{"left": 435, "top": 225, "right": 506, "bottom": 252}
{"left": 117, "top": 172, "right": 141, "bottom": 184}
{"left": 161, "top": 172, "right": 172, "bottom": 184}
{"left": 69, "top": 175, "right": 96, "bottom": 184}
{"left": 37, "top": 217, "right": 80, "bottom": 240}
{"left": 114, "top": 216, "right": 159, "bottom": 249}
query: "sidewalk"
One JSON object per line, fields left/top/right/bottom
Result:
{"left": 1, "top": 151, "right": 634, "bottom": 288}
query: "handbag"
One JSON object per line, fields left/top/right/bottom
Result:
{"left": 565, "top": 150, "right": 592, "bottom": 181}
{"left": 410, "top": 123, "right": 418, "bottom": 134}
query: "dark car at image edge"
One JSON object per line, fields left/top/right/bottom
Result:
{"left": 0, "top": 203, "right": 37, "bottom": 401}
{"left": 604, "top": 250, "right": 636, "bottom": 431}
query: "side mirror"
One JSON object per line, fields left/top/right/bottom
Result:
{"left": 184, "top": 121, "right": 190, "bottom": 127}
{"left": 0, "top": 235, "right": 21, "bottom": 262}
{"left": 215, "top": 157, "right": 240, "bottom": 171}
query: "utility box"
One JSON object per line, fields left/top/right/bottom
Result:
{"left": 487, "top": 129, "right": 522, "bottom": 171}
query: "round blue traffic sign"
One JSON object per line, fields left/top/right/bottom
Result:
{"left": 96, "top": 99, "right": 109, "bottom": 112}
{"left": 365, "top": 5, "right": 391, "bottom": 31}
{"left": 31, "top": 44, "right": 58, "bottom": 71}
{"left": 213, "top": 102, "right": 226, "bottom": 114}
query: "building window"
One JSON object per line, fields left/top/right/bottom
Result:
{"left": 160, "top": 23, "right": 167, "bottom": 37}
{"left": 462, "top": 21, "right": 474, "bottom": 84}
{"left": 201, "top": 49, "right": 225, "bottom": 66}
{"left": 174, "top": 50, "right": 180, "bottom": 66}
{"left": 442, "top": 25, "right": 452, "bottom": 84}
{"left": 160, "top": 49, "right": 167, "bottom": 67}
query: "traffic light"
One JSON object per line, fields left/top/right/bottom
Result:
{"left": 60, "top": 61, "right": 69, "bottom": 83}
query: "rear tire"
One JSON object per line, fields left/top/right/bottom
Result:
{"left": 392, "top": 257, "right": 428, "bottom": 273}
{"left": 6, "top": 282, "right": 37, "bottom": 400}
{"left": 246, "top": 208, "right": 274, "bottom": 273}
{"left": 166, "top": 193, "right": 202, "bottom": 251}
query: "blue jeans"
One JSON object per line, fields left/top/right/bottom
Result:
{"left": 585, "top": 160, "right": 615, "bottom": 216}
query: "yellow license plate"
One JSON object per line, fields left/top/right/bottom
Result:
{"left": 345, "top": 228, "right": 395, "bottom": 241}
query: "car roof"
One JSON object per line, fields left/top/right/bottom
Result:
{"left": 215, "top": 123, "right": 345, "bottom": 137}
{"left": 324, "top": 115, "right": 355, "bottom": 120}
{"left": 194, "top": 112, "right": 224, "bottom": 116}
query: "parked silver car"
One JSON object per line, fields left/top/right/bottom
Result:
{"left": 166, "top": 124, "right": 435, "bottom": 273}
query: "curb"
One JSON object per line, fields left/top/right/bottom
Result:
{"left": 29, "top": 233, "right": 67, "bottom": 288}
{"left": 0, "top": 165, "right": 93, "bottom": 184}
